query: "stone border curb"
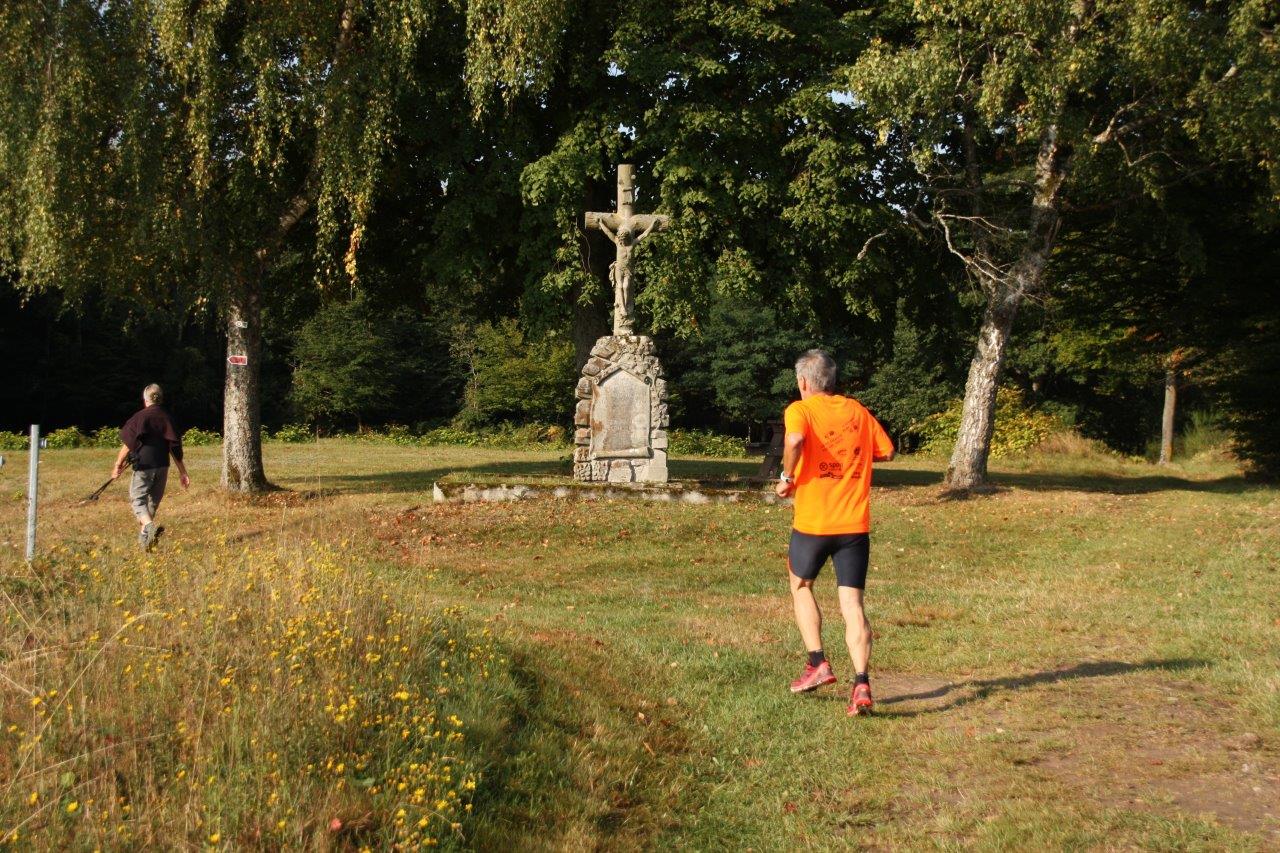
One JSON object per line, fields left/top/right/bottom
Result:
{"left": 432, "top": 481, "right": 790, "bottom": 506}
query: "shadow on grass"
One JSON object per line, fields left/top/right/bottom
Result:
{"left": 282, "top": 452, "right": 1259, "bottom": 498}
{"left": 307, "top": 460, "right": 570, "bottom": 494}
{"left": 874, "top": 658, "right": 1209, "bottom": 717}
{"left": 986, "top": 471, "right": 1258, "bottom": 495}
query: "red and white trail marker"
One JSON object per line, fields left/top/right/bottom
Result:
{"left": 227, "top": 355, "right": 249, "bottom": 366}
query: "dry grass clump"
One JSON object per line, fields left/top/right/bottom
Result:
{"left": 1033, "top": 429, "right": 1120, "bottom": 459}
{"left": 1, "top": 536, "right": 501, "bottom": 849}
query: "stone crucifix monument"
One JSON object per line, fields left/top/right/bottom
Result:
{"left": 573, "top": 164, "right": 672, "bottom": 483}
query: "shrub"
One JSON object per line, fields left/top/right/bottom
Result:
{"left": 43, "top": 427, "right": 89, "bottom": 449}
{"left": 917, "top": 388, "right": 1062, "bottom": 458}
{"left": 0, "top": 431, "right": 28, "bottom": 450}
{"left": 181, "top": 427, "right": 222, "bottom": 447}
{"left": 330, "top": 422, "right": 567, "bottom": 451}
{"left": 451, "top": 320, "right": 575, "bottom": 428}
{"left": 1143, "top": 409, "right": 1234, "bottom": 463}
{"left": 270, "top": 424, "right": 314, "bottom": 443}
{"left": 413, "top": 422, "right": 567, "bottom": 450}
{"left": 291, "top": 296, "right": 451, "bottom": 431}
{"left": 668, "top": 429, "right": 748, "bottom": 458}
{"left": 1181, "top": 410, "right": 1233, "bottom": 459}
{"left": 87, "top": 427, "right": 122, "bottom": 448}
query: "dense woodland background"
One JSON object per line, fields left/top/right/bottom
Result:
{"left": 2, "top": 0, "right": 1277, "bottom": 474}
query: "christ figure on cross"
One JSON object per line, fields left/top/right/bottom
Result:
{"left": 584, "top": 165, "right": 670, "bottom": 336}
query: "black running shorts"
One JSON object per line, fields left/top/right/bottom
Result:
{"left": 787, "top": 530, "right": 870, "bottom": 589}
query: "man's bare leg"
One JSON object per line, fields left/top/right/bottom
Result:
{"left": 837, "top": 586, "right": 872, "bottom": 675}
{"left": 789, "top": 571, "right": 823, "bottom": 654}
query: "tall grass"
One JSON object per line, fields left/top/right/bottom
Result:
{"left": 1, "top": 537, "right": 505, "bottom": 849}
{"left": 1144, "top": 409, "right": 1234, "bottom": 462}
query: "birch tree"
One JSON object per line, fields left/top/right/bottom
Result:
{"left": 1, "top": 0, "right": 442, "bottom": 491}
{"left": 847, "top": 0, "right": 1277, "bottom": 489}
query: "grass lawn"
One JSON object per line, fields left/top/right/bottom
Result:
{"left": 2, "top": 440, "right": 1278, "bottom": 849}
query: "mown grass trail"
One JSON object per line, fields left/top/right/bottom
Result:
{"left": 2, "top": 442, "right": 1277, "bottom": 849}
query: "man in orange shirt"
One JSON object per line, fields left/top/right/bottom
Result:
{"left": 775, "top": 349, "right": 894, "bottom": 716}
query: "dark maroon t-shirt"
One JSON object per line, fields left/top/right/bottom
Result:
{"left": 120, "top": 406, "right": 183, "bottom": 470}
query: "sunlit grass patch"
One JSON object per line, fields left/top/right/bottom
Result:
{"left": 1, "top": 537, "right": 502, "bottom": 849}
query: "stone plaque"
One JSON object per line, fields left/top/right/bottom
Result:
{"left": 573, "top": 335, "right": 669, "bottom": 483}
{"left": 590, "top": 369, "right": 651, "bottom": 458}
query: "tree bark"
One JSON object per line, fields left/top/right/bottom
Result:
{"left": 1158, "top": 365, "right": 1177, "bottom": 465}
{"left": 222, "top": 275, "right": 269, "bottom": 492}
{"left": 216, "top": 0, "right": 347, "bottom": 492}
{"left": 943, "top": 125, "right": 1072, "bottom": 491}
{"left": 945, "top": 290, "right": 1020, "bottom": 490}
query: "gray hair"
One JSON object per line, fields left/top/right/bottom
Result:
{"left": 143, "top": 383, "right": 163, "bottom": 405}
{"left": 795, "top": 349, "right": 838, "bottom": 392}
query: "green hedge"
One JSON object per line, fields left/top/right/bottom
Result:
{"left": 668, "top": 429, "right": 748, "bottom": 458}
{"left": 343, "top": 422, "right": 568, "bottom": 451}
{"left": 0, "top": 427, "right": 221, "bottom": 450}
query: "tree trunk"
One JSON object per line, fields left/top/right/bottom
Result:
{"left": 222, "top": 276, "right": 269, "bottom": 492}
{"left": 943, "top": 124, "right": 1072, "bottom": 491}
{"left": 1158, "top": 365, "right": 1177, "bottom": 465}
{"left": 945, "top": 291, "right": 1020, "bottom": 490}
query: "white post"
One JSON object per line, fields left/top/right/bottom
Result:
{"left": 26, "top": 424, "right": 39, "bottom": 563}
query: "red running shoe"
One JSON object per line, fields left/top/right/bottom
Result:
{"left": 790, "top": 660, "right": 838, "bottom": 693}
{"left": 847, "top": 682, "right": 873, "bottom": 716}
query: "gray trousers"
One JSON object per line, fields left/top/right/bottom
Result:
{"left": 129, "top": 467, "right": 168, "bottom": 522}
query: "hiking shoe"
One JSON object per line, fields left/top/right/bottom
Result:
{"left": 140, "top": 522, "right": 157, "bottom": 551}
{"left": 847, "top": 682, "right": 874, "bottom": 716}
{"left": 790, "top": 661, "right": 838, "bottom": 693}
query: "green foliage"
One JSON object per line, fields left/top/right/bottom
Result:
{"left": 343, "top": 422, "right": 568, "bottom": 451}
{"left": 181, "top": 427, "right": 221, "bottom": 447}
{"left": 271, "top": 424, "right": 314, "bottom": 444}
{"left": 43, "top": 427, "right": 88, "bottom": 449}
{"left": 918, "top": 389, "right": 1062, "bottom": 459}
{"left": 452, "top": 320, "right": 575, "bottom": 429}
{"left": 700, "top": 302, "right": 813, "bottom": 428}
{"left": 0, "top": 431, "right": 27, "bottom": 450}
{"left": 291, "top": 296, "right": 444, "bottom": 431}
{"left": 1142, "top": 410, "right": 1233, "bottom": 464}
{"left": 86, "top": 427, "right": 120, "bottom": 449}
{"left": 667, "top": 430, "right": 748, "bottom": 459}
{"left": 1216, "top": 329, "right": 1280, "bottom": 478}
{"left": 860, "top": 306, "right": 961, "bottom": 439}
{"left": 418, "top": 422, "right": 566, "bottom": 450}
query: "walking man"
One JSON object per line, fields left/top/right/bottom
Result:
{"left": 112, "top": 384, "right": 189, "bottom": 550}
{"left": 775, "top": 350, "right": 894, "bottom": 716}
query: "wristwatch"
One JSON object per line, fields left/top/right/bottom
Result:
{"left": 779, "top": 472, "right": 795, "bottom": 484}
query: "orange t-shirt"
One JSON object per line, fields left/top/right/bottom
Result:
{"left": 784, "top": 395, "right": 894, "bottom": 535}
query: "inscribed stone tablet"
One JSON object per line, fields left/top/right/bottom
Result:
{"left": 590, "top": 369, "right": 651, "bottom": 458}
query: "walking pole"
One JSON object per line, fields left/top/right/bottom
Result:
{"left": 26, "top": 424, "right": 40, "bottom": 563}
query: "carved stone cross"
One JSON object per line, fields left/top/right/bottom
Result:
{"left": 584, "top": 164, "right": 670, "bottom": 336}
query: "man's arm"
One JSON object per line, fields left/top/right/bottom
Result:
{"left": 775, "top": 431, "right": 805, "bottom": 498}
{"left": 112, "top": 444, "right": 130, "bottom": 478}
{"left": 173, "top": 456, "right": 190, "bottom": 490}
{"left": 870, "top": 415, "right": 895, "bottom": 462}
{"left": 163, "top": 416, "right": 190, "bottom": 489}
